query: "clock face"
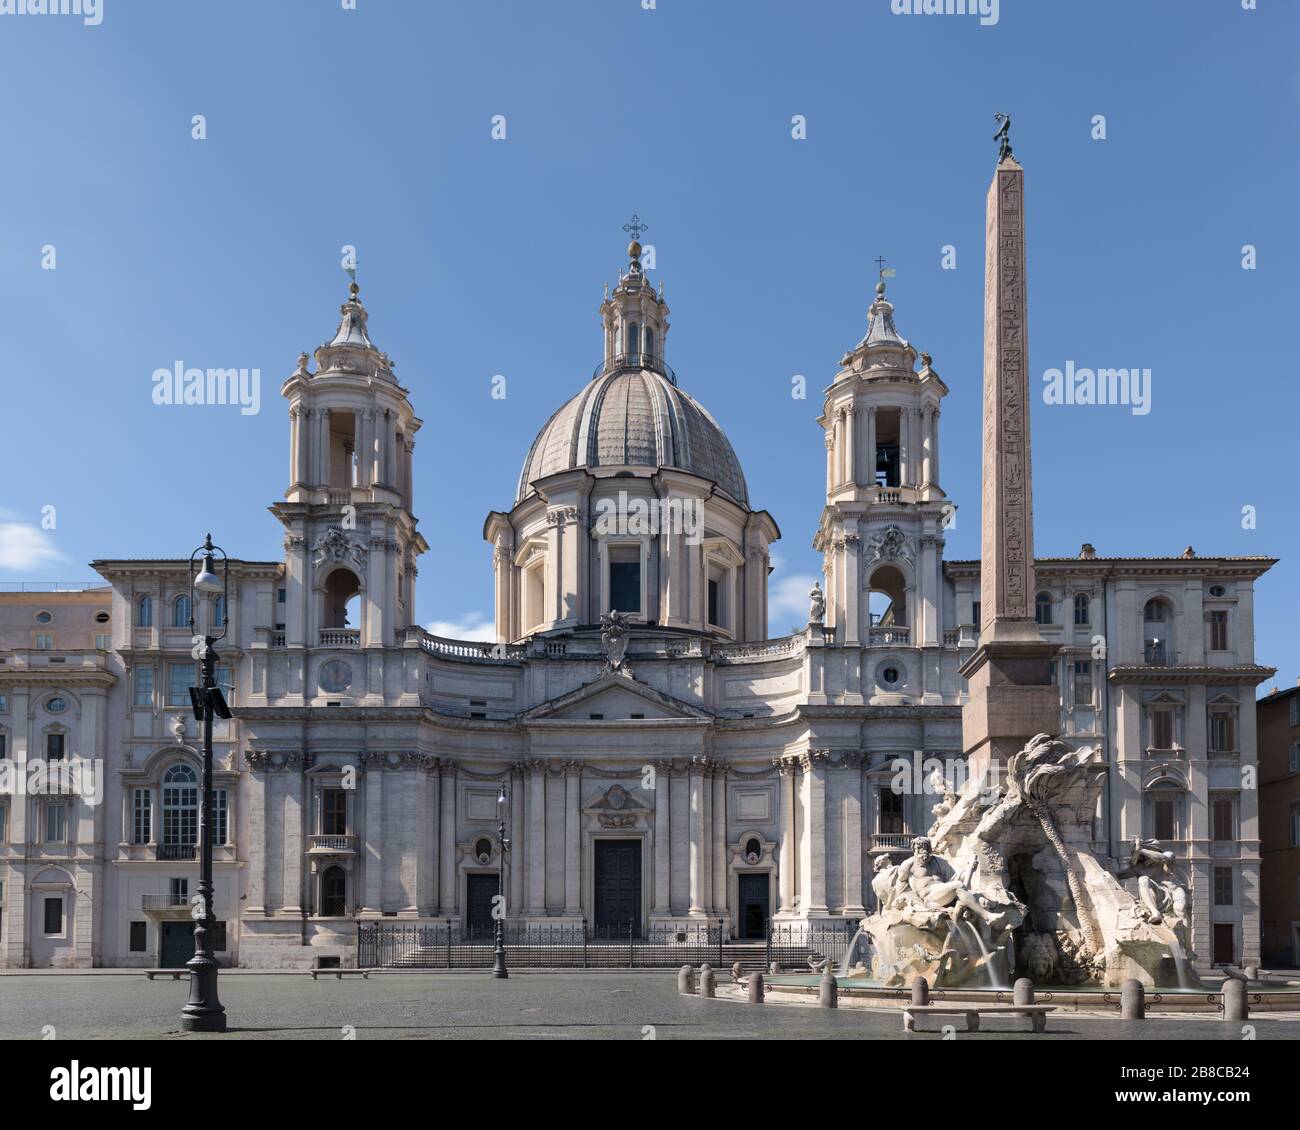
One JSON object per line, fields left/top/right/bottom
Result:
{"left": 319, "top": 660, "right": 353, "bottom": 694}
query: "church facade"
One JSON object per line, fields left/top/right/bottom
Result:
{"left": 0, "top": 238, "right": 1274, "bottom": 973}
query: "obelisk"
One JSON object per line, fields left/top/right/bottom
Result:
{"left": 960, "top": 122, "right": 1059, "bottom": 777}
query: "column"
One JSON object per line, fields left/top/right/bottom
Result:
{"left": 282, "top": 759, "right": 304, "bottom": 914}
{"left": 244, "top": 757, "right": 267, "bottom": 914}
{"left": 426, "top": 761, "right": 441, "bottom": 916}
{"left": 563, "top": 761, "right": 581, "bottom": 916}
{"left": 508, "top": 768, "right": 524, "bottom": 919}
{"left": 930, "top": 407, "right": 941, "bottom": 489}
{"left": 842, "top": 531, "right": 861, "bottom": 647}
{"left": 525, "top": 761, "right": 547, "bottom": 915}
{"left": 652, "top": 761, "right": 671, "bottom": 916}
{"left": 317, "top": 408, "right": 331, "bottom": 487}
{"left": 687, "top": 761, "right": 706, "bottom": 916}
{"left": 776, "top": 758, "right": 796, "bottom": 914}
{"left": 401, "top": 759, "right": 423, "bottom": 914}
{"left": 362, "top": 755, "right": 384, "bottom": 914}
{"left": 921, "top": 405, "right": 934, "bottom": 486}
{"left": 824, "top": 431, "right": 834, "bottom": 495}
{"left": 864, "top": 406, "right": 877, "bottom": 490}
{"left": 438, "top": 761, "right": 457, "bottom": 917}
{"left": 842, "top": 760, "right": 865, "bottom": 915}
{"left": 844, "top": 405, "right": 856, "bottom": 486}
{"left": 711, "top": 766, "right": 728, "bottom": 920}
{"left": 800, "top": 751, "right": 828, "bottom": 916}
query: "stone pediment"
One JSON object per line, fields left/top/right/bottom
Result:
{"left": 519, "top": 671, "right": 713, "bottom": 723}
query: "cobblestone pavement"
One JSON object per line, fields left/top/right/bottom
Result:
{"left": 2, "top": 972, "right": 1298, "bottom": 1040}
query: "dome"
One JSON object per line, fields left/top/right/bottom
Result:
{"left": 516, "top": 366, "right": 749, "bottom": 506}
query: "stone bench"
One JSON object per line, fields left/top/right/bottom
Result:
{"left": 309, "top": 969, "right": 370, "bottom": 980}
{"left": 144, "top": 970, "right": 185, "bottom": 981}
{"left": 903, "top": 1003, "right": 1055, "bottom": 1033}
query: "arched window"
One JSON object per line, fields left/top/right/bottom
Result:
{"left": 1143, "top": 598, "right": 1173, "bottom": 664}
{"left": 161, "top": 764, "right": 198, "bottom": 859}
{"left": 644, "top": 328, "right": 655, "bottom": 360}
{"left": 1034, "top": 591, "right": 1053, "bottom": 625}
{"left": 1073, "top": 593, "right": 1090, "bottom": 626}
{"left": 321, "top": 866, "right": 347, "bottom": 917}
{"left": 744, "top": 837, "right": 762, "bottom": 863}
{"left": 627, "top": 322, "right": 639, "bottom": 359}
{"left": 172, "top": 595, "right": 191, "bottom": 628}
{"left": 137, "top": 595, "right": 153, "bottom": 628}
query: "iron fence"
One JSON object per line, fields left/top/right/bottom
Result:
{"left": 357, "top": 921, "right": 725, "bottom": 970}
{"left": 765, "top": 922, "right": 861, "bottom": 971}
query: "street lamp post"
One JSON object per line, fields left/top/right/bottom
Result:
{"left": 492, "top": 784, "right": 510, "bottom": 979}
{"left": 181, "top": 533, "right": 230, "bottom": 1033}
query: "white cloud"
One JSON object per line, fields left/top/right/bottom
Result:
{"left": 768, "top": 551, "right": 819, "bottom": 633}
{"left": 426, "top": 613, "right": 496, "bottom": 641}
{"left": 0, "top": 519, "right": 67, "bottom": 573}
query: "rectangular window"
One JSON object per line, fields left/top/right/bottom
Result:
{"left": 707, "top": 578, "right": 719, "bottom": 627}
{"left": 94, "top": 634, "right": 110, "bottom": 650}
{"left": 1291, "top": 805, "right": 1300, "bottom": 849}
{"left": 35, "top": 634, "right": 53, "bottom": 650}
{"left": 608, "top": 551, "right": 641, "bottom": 616}
{"left": 1290, "top": 696, "right": 1300, "bottom": 727}
{"left": 1073, "top": 660, "right": 1093, "bottom": 706}
{"left": 0, "top": 803, "right": 7, "bottom": 843}
{"left": 1209, "top": 713, "right": 1236, "bottom": 754}
{"left": 46, "top": 733, "right": 65, "bottom": 761}
{"left": 277, "top": 588, "right": 286, "bottom": 604}
{"left": 1208, "top": 610, "right": 1229, "bottom": 651}
{"left": 1151, "top": 710, "right": 1174, "bottom": 751}
{"left": 322, "top": 788, "right": 347, "bottom": 835}
{"left": 0, "top": 692, "right": 7, "bottom": 713}
{"left": 168, "top": 663, "right": 196, "bottom": 706}
{"left": 45, "top": 803, "right": 67, "bottom": 843}
{"left": 132, "top": 788, "right": 151, "bottom": 844}
{"left": 1213, "top": 866, "right": 1234, "bottom": 907}
{"left": 1291, "top": 742, "right": 1300, "bottom": 775}
{"left": 0, "top": 733, "right": 6, "bottom": 758}
{"left": 214, "top": 789, "right": 228, "bottom": 845}
{"left": 1152, "top": 798, "right": 1175, "bottom": 842}
{"left": 879, "top": 788, "right": 905, "bottom": 835}
{"left": 1211, "top": 796, "right": 1236, "bottom": 842}
{"left": 1073, "top": 593, "right": 1090, "bottom": 626}
{"left": 134, "top": 667, "right": 154, "bottom": 707}
{"left": 43, "top": 897, "right": 63, "bottom": 935}
{"left": 170, "top": 877, "right": 189, "bottom": 902}
{"left": 216, "top": 665, "right": 233, "bottom": 705}
{"left": 971, "top": 601, "right": 980, "bottom": 627}
{"left": 129, "top": 921, "right": 147, "bottom": 953}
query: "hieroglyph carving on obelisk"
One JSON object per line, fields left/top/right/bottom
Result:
{"left": 979, "top": 155, "right": 1036, "bottom": 640}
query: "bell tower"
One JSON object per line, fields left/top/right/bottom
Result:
{"left": 813, "top": 274, "right": 951, "bottom": 652}
{"left": 600, "top": 217, "right": 670, "bottom": 372}
{"left": 272, "top": 283, "right": 428, "bottom": 665}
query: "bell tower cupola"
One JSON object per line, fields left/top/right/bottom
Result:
{"left": 599, "top": 215, "right": 671, "bottom": 378}
{"left": 272, "top": 282, "right": 428, "bottom": 668}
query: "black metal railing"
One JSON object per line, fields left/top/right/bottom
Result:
{"left": 592, "top": 353, "right": 676, "bottom": 385}
{"left": 158, "top": 844, "right": 198, "bottom": 861}
{"left": 357, "top": 920, "right": 724, "bottom": 970}
{"left": 765, "top": 922, "right": 861, "bottom": 971}
{"left": 1143, "top": 643, "right": 1176, "bottom": 666}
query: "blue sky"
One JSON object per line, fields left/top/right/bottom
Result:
{"left": 0, "top": 0, "right": 1296, "bottom": 687}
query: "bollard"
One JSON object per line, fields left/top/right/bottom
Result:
{"left": 1120, "top": 978, "right": 1145, "bottom": 1020}
{"left": 731, "top": 961, "right": 744, "bottom": 984}
{"left": 910, "top": 976, "right": 930, "bottom": 1007}
{"left": 1223, "top": 979, "right": 1248, "bottom": 1022}
{"left": 819, "top": 966, "right": 838, "bottom": 1008}
{"left": 677, "top": 965, "right": 695, "bottom": 996}
{"left": 769, "top": 961, "right": 782, "bottom": 976}
{"left": 748, "top": 972, "right": 765, "bottom": 1004}
{"left": 698, "top": 963, "right": 715, "bottom": 999}
{"left": 1013, "top": 978, "right": 1035, "bottom": 1006}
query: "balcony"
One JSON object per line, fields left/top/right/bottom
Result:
{"left": 308, "top": 833, "right": 358, "bottom": 854}
{"left": 142, "top": 893, "right": 190, "bottom": 911}
{"left": 592, "top": 352, "right": 676, "bottom": 385}
{"left": 1143, "top": 644, "right": 1178, "bottom": 667}
{"left": 158, "top": 844, "right": 197, "bottom": 861}
{"left": 870, "top": 832, "right": 912, "bottom": 851}
{"left": 868, "top": 626, "right": 911, "bottom": 647}
{"left": 319, "top": 628, "right": 360, "bottom": 648}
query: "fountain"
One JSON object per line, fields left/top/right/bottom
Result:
{"left": 850, "top": 734, "right": 1200, "bottom": 991}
